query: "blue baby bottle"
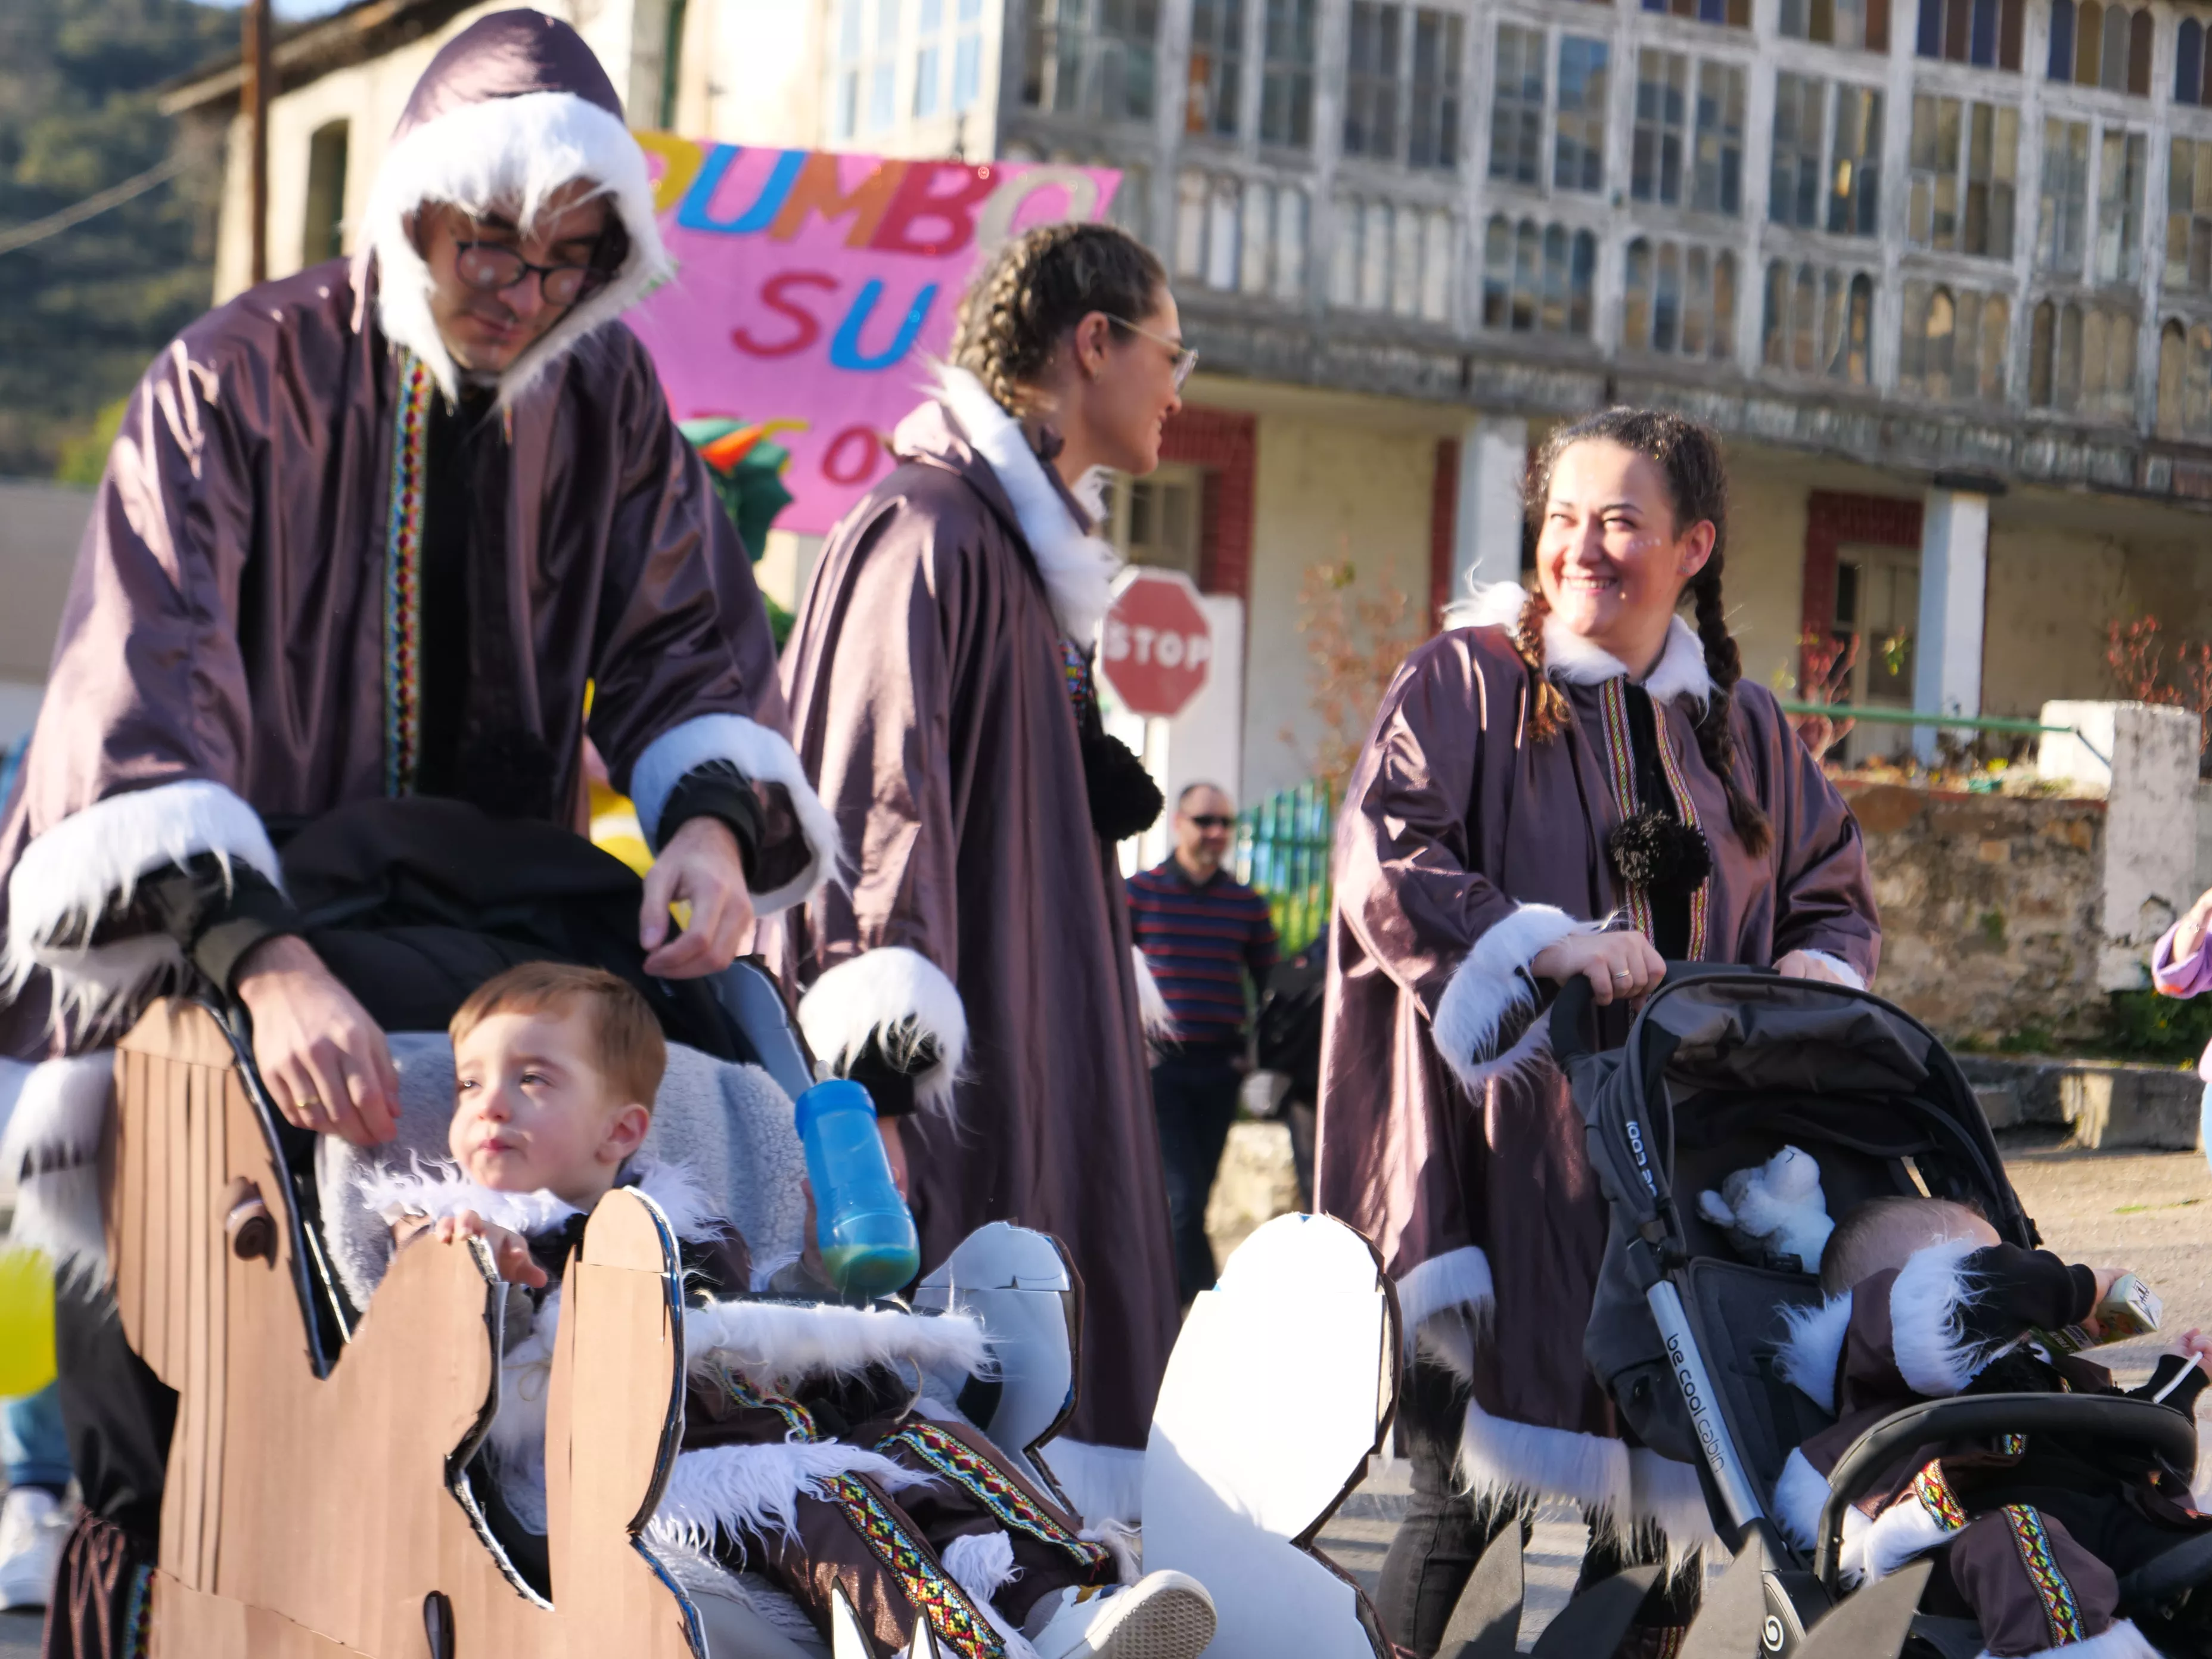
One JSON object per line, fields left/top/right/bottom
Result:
{"left": 793, "top": 1079, "right": 921, "bottom": 1300}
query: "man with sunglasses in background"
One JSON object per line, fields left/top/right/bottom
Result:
{"left": 0, "top": 14, "right": 837, "bottom": 1651}
{"left": 1128, "top": 783, "right": 1278, "bottom": 1306}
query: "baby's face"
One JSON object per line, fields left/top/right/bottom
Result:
{"left": 450, "top": 1008, "right": 641, "bottom": 1204}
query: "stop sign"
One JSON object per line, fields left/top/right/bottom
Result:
{"left": 1099, "top": 568, "right": 1213, "bottom": 719}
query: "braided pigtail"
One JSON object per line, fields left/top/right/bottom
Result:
{"left": 1513, "top": 588, "right": 1573, "bottom": 742}
{"left": 950, "top": 222, "right": 1168, "bottom": 417}
{"left": 1688, "top": 552, "right": 1773, "bottom": 858}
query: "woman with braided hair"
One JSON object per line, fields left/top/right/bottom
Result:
{"left": 774, "top": 222, "right": 1188, "bottom": 1524}
{"left": 1317, "top": 408, "right": 1879, "bottom": 1657}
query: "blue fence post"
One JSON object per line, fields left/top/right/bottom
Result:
{"left": 1235, "top": 777, "right": 1338, "bottom": 956}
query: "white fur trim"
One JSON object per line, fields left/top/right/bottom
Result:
{"left": 1976, "top": 1620, "right": 2163, "bottom": 1659}
{"left": 1080, "top": 1520, "right": 1142, "bottom": 1586}
{"left": 1035, "top": 1438, "right": 1145, "bottom": 1528}
{"left": 4, "top": 780, "right": 282, "bottom": 1039}
{"left": 625, "top": 713, "right": 841, "bottom": 916}
{"left": 1453, "top": 1391, "right": 1716, "bottom": 1559}
{"left": 652, "top": 1540, "right": 824, "bottom": 1646}
{"left": 356, "top": 1155, "right": 728, "bottom": 1243}
{"left": 1, "top": 1051, "right": 115, "bottom": 1282}
{"left": 1393, "top": 1247, "right": 1495, "bottom": 1354}
{"left": 684, "top": 1298, "right": 990, "bottom": 1393}
{"left": 1431, "top": 904, "right": 1599, "bottom": 1093}
{"left": 942, "top": 1531, "right": 1041, "bottom": 1659}
{"left": 1444, "top": 580, "right": 1713, "bottom": 709}
{"left": 1130, "top": 948, "right": 1176, "bottom": 1042}
{"left": 1854, "top": 1485, "right": 1961, "bottom": 1586}
{"left": 1775, "top": 1291, "right": 1854, "bottom": 1415}
{"left": 1771, "top": 1447, "right": 1831, "bottom": 1553}
{"left": 935, "top": 367, "right": 1122, "bottom": 645}
{"left": 359, "top": 89, "right": 672, "bottom": 408}
{"left": 1890, "top": 1237, "right": 1996, "bottom": 1398}
{"left": 798, "top": 947, "right": 968, "bottom": 1114}
{"left": 1797, "top": 950, "right": 1866, "bottom": 991}
{"left": 648, "top": 1438, "right": 935, "bottom": 1552}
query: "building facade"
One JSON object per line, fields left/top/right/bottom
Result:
{"left": 169, "top": 0, "right": 2212, "bottom": 805}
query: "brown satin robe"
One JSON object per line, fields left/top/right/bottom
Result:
{"left": 773, "top": 399, "right": 1179, "bottom": 1454}
{"left": 1318, "top": 625, "right": 1879, "bottom": 1443}
{"left": 0, "top": 259, "right": 793, "bottom": 1055}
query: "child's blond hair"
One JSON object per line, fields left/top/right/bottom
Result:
{"left": 449, "top": 962, "right": 666, "bottom": 1106}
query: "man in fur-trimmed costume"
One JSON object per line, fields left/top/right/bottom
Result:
{"left": 1771, "top": 1196, "right": 2212, "bottom": 1658}
{"left": 364, "top": 962, "right": 1216, "bottom": 1659}
{"left": 0, "top": 15, "right": 835, "bottom": 1654}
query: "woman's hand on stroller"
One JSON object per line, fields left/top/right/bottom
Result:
{"left": 639, "top": 816, "right": 756, "bottom": 978}
{"left": 1532, "top": 930, "right": 1666, "bottom": 1006}
{"left": 1775, "top": 950, "right": 1854, "bottom": 984}
{"left": 235, "top": 936, "right": 400, "bottom": 1146}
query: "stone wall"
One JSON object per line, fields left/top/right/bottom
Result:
{"left": 1842, "top": 781, "right": 2108, "bottom": 1046}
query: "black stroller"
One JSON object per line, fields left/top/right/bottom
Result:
{"left": 1549, "top": 966, "right": 2212, "bottom": 1658}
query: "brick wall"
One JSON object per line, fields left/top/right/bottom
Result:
{"left": 1160, "top": 406, "right": 1257, "bottom": 599}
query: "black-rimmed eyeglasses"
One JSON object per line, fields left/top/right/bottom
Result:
{"left": 454, "top": 240, "right": 611, "bottom": 307}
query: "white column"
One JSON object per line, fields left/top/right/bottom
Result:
{"left": 1452, "top": 414, "right": 1529, "bottom": 602}
{"left": 1910, "top": 485, "right": 1992, "bottom": 763}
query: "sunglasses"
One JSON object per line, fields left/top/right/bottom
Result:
{"left": 1108, "top": 314, "right": 1199, "bottom": 390}
{"left": 1185, "top": 814, "right": 1235, "bottom": 831}
{"left": 454, "top": 240, "right": 611, "bottom": 307}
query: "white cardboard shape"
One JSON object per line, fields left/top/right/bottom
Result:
{"left": 1141, "top": 1212, "right": 1395, "bottom": 1659}
{"left": 912, "top": 1222, "right": 1076, "bottom": 1492}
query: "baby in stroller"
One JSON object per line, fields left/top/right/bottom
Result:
{"left": 1770, "top": 1194, "right": 2212, "bottom": 1658}
{"left": 362, "top": 961, "right": 1217, "bottom": 1659}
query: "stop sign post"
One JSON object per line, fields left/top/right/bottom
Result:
{"left": 1098, "top": 568, "right": 1213, "bottom": 720}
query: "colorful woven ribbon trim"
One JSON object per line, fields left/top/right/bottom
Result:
{"left": 381, "top": 352, "right": 435, "bottom": 796}
{"left": 2002, "top": 1504, "right": 2085, "bottom": 1647}
{"left": 881, "top": 1423, "right": 1109, "bottom": 1569}
{"left": 713, "top": 1368, "right": 819, "bottom": 1443}
{"left": 1910, "top": 1460, "right": 1966, "bottom": 1533}
{"left": 1596, "top": 678, "right": 1711, "bottom": 958}
{"left": 823, "top": 1474, "right": 1004, "bottom": 1659}
{"left": 1059, "top": 637, "right": 1096, "bottom": 722}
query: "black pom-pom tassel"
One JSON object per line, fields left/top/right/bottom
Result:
{"left": 1607, "top": 809, "right": 1713, "bottom": 897}
{"left": 1080, "top": 729, "right": 1165, "bottom": 842}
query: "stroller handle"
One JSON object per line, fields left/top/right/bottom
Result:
{"left": 1546, "top": 959, "right": 1777, "bottom": 1066}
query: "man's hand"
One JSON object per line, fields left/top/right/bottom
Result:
{"left": 2173, "top": 887, "right": 2212, "bottom": 964}
{"left": 640, "top": 815, "right": 755, "bottom": 977}
{"left": 433, "top": 1210, "right": 548, "bottom": 1288}
{"left": 1777, "top": 950, "right": 1855, "bottom": 985}
{"left": 1531, "top": 930, "right": 1666, "bottom": 1006}
{"left": 235, "top": 936, "right": 399, "bottom": 1145}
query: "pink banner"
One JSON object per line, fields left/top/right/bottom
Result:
{"left": 627, "top": 136, "right": 1122, "bottom": 536}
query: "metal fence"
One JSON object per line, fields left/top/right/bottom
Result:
{"left": 1234, "top": 777, "right": 1338, "bottom": 956}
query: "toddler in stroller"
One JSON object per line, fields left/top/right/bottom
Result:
{"left": 1769, "top": 1194, "right": 2212, "bottom": 1658}
{"left": 362, "top": 961, "right": 1217, "bottom": 1659}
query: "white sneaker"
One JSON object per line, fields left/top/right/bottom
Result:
{"left": 1027, "top": 1571, "right": 1216, "bottom": 1659}
{"left": 0, "top": 1488, "right": 68, "bottom": 1611}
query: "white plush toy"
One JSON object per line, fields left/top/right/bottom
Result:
{"left": 1697, "top": 1145, "right": 1833, "bottom": 1274}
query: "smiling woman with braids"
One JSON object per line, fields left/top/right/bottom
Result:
{"left": 1317, "top": 409, "right": 1879, "bottom": 1658}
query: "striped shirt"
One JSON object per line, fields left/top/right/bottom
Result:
{"left": 1128, "top": 859, "right": 1279, "bottom": 1056}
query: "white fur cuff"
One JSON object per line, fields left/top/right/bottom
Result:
{"left": 1431, "top": 904, "right": 1598, "bottom": 1093}
{"left": 4, "top": 779, "right": 282, "bottom": 1039}
{"left": 1454, "top": 1392, "right": 1716, "bottom": 1559}
{"left": 797, "top": 946, "right": 967, "bottom": 1113}
{"left": 625, "top": 713, "right": 841, "bottom": 917}
{"left": 1, "top": 1052, "right": 116, "bottom": 1282}
{"left": 1132, "top": 947, "right": 1176, "bottom": 1041}
{"left": 1774, "top": 1291, "right": 1854, "bottom": 1414}
{"left": 648, "top": 1439, "right": 935, "bottom": 1552}
{"left": 1770, "top": 1447, "right": 1831, "bottom": 1552}
{"left": 1890, "top": 1237, "right": 1994, "bottom": 1397}
{"left": 1394, "top": 1246, "right": 1495, "bottom": 1356}
{"left": 684, "top": 1297, "right": 990, "bottom": 1394}
{"left": 1798, "top": 950, "right": 1866, "bottom": 990}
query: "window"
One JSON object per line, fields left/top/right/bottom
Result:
{"left": 2168, "top": 138, "right": 2212, "bottom": 293}
{"left": 915, "top": 0, "right": 944, "bottom": 116}
{"left": 1186, "top": 0, "right": 1242, "bottom": 135}
{"left": 1900, "top": 282, "right": 2011, "bottom": 401}
{"left": 2157, "top": 319, "right": 2212, "bottom": 437}
{"left": 1827, "top": 84, "right": 1882, "bottom": 236}
{"left": 1334, "top": 197, "right": 1455, "bottom": 319}
{"left": 1554, "top": 37, "right": 1609, "bottom": 194}
{"left": 1640, "top": 0, "right": 1750, "bottom": 26}
{"left": 1490, "top": 23, "right": 1545, "bottom": 187}
{"left": 1908, "top": 96, "right": 2018, "bottom": 256}
{"left": 870, "top": 0, "right": 899, "bottom": 129}
{"left": 1761, "top": 260, "right": 1875, "bottom": 382}
{"left": 1917, "top": 0, "right": 2025, "bottom": 66}
{"left": 834, "top": 0, "right": 865, "bottom": 136}
{"left": 2179, "top": 18, "right": 2212, "bottom": 106}
{"left": 953, "top": 0, "right": 984, "bottom": 108}
{"left": 1024, "top": 0, "right": 1160, "bottom": 122}
{"left": 1691, "top": 63, "right": 1746, "bottom": 215}
{"left": 2095, "top": 128, "right": 2147, "bottom": 285}
{"left": 1481, "top": 216, "right": 1596, "bottom": 335}
{"left": 1106, "top": 467, "right": 1204, "bottom": 580}
{"left": 1771, "top": 73, "right": 1826, "bottom": 229}
{"left": 2046, "top": 2, "right": 2151, "bottom": 95}
{"left": 1633, "top": 51, "right": 1688, "bottom": 206}
{"left": 1623, "top": 238, "right": 1736, "bottom": 359}
{"left": 2037, "top": 117, "right": 2089, "bottom": 275}
{"left": 2028, "top": 297, "right": 2136, "bottom": 417}
{"left": 1780, "top": 0, "right": 1890, "bottom": 50}
{"left": 1260, "top": 0, "right": 1315, "bottom": 147}
{"left": 1344, "top": 4, "right": 1400, "bottom": 159}
{"left": 301, "top": 120, "right": 348, "bottom": 266}
{"left": 1179, "top": 172, "right": 1309, "bottom": 299}
{"left": 1408, "top": 11, "right": 1464, "bottom": 171}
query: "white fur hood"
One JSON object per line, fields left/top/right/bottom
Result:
{"left": 1446, "top": 580, "right": 1713, "bottom": 709}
